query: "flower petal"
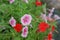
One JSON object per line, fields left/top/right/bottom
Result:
{"left": 21, "top": 32, "right": 28, "bottom": 38}
{"left": 54, "top": 15, "right": 60, "bottom": 20}
{"left": 22, "top": 26, "right": 28, "bottom": 34}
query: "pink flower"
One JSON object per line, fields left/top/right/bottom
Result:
{"left": 9, "top": 17, "right": 16, "bottom": 27}
{"left": 21, "top": 26, "right": 28, "bottom": 38}
{"left": 24, "top": 0, "right": 28, "bottom": 3}
{"left": 54, "top": 15, "right": 60, "bottom": 20}
{"left": 41, "top": 14, "right": 47, "bottom": 23}
{"left": 9, "top": 0, "right": 15, "bottom": 4}
{"left": 21, "top": 14, "right": 32, "bottom": 26}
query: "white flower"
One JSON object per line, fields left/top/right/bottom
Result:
{"left": 49, "top": 8, "right": 55, "bottom": 13}
{"left": 21, "top": 26, "right": 28, "bottom": 38}
{"left": 9, "top": 17, "right": 16, "bottom": 27}
{"left": 48, "top": 8, "right": 55, "bottom": 18}
{"left": 9, "top": 0, "right": 15, "bottom": 4}
{"left": 50, "top": 8, "right": 55, "bottom": 13}
{"left": 21, "top": 14, "right": 32, "bottom": 26}
{"left": 54, "top": 15, "right": 60, "bottom": 20}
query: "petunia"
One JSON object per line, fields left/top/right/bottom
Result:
{"left": 21, "top": 14, "right": 32, "bottom": 26}
{"left": 14, "top": 23, "right": 22, "bottom": 32}
{"left": 41, "top": 13, "right": 47, "bottom": 23}
{"left": 21, "top": 26, "right": 28, "bottom": 38}
{"left": 54, "top": 15, "right": 60, "bottom": 20}
{"left": 37, "top": 22, "right": 49, "bottom": 32}
{"left": 9, "top": 0, "right": 15, "bottom": 4}
{"left": 9, "top": 17, "right": 16, "bottom": 27}
{"left": 24, "top": 0, "right": 28, "bottom": 3}
{"left": 35, "top": 0, "right": 42, "bottom": 6}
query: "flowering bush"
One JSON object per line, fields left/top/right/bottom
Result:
{"left": 0, "top": 0, "right": 59, "bottom": 40}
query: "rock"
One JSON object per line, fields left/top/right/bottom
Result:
{"left": 43, "top": 0, "right": 60, "bottom": 9}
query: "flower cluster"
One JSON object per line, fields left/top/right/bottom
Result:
{"left": 39, "top": 8, "right": 59, "bottom": 40}
{"left": 9, "top": 9, "right": 57, "bottom": 39}
{"left": 9, "top": 14, "right": 32, "bottom": 38}
{"left": 8, "top": 0, "right": 57, "bottom": 39}
{"left": 41, "top": 8, "right": 60, "bottom": 22}
{"left": 9, "top": 17, "right": 22, "bottom": 32}
{"left": 36, "top": 22, "right": 55, "bottom": 40}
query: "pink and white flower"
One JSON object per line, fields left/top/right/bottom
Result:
{"left": 9, "top": 17, "right": 16, "bottom": 27}
{"left": 21, "top": 14, "right": 32, "bottom": 26}
{"left": 21, "top": 26, "right": 28, "bottom": 38}
{"left": 9, "top": 0, "right": 15, "bottom": 4}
